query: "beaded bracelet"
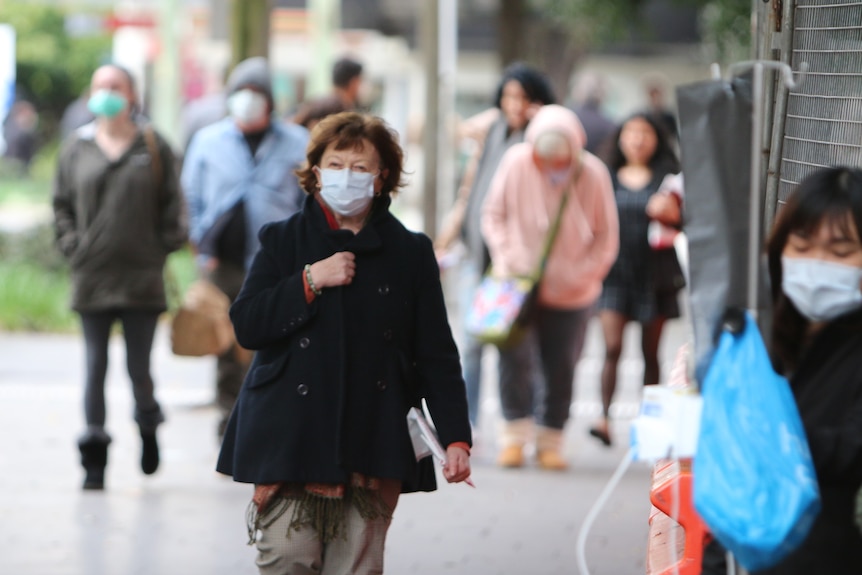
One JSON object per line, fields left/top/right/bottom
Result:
{"left": 304, "top": 264, "right": 322, "bottom": 296}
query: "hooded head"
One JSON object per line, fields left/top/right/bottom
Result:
{"left": 226, "top": 57, "right": 273, "bottom": 106}
{"left": 524, "top": 105, "right": 588, "bottom": 185}
{"left": 225, "top": 57, "right": 273, "bottom": 131}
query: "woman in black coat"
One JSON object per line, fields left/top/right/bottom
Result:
{"left": 216, "top": 112, "right": 472, "bottom": 575}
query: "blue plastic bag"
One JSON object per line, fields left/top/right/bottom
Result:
{"left": 693, "top": 313, "right": 820, "bottom": 572}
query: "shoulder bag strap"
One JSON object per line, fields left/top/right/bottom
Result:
{"left": 533, "top": 150, "right": 585, "bottom": 280}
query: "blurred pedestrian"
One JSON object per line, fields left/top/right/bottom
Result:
{"left": 643, "top": 74, "right": 678, "bottom": 143}
{"left": 292, "top": 95, "right": 346, "bottom": 131}
{"left": 435, "top": 62, "right": 555, "bottom": 429}
{"left": 52, "top": 64, "right": 188, "bottom": 490}
{"left": 59, "top": 89, "right": 94, "bottom": 141}
{"left": 569, "top": 71, "right": 617, "bottom": 156}
{"left": 181, "top": 57, "right": 309, "bottom": 438}
{"left": 181, "top": 91, "right": 226, "bottom": 154}
{"left": 292, "top": 56, "right": 363, "bottom": 130}
{"left": 2, "top": 100, "right": 39, "bottom": 174}
{"left": 217, "top": 111, "right": 472, "bottom": 575}
{"left": 589, "top": 113, "right": 682, "bottom": 447}
{"left": 704, "top": 167, "right": 862, "bottom": 574}
{"left": 481, "top": 104, "right": 619, "bottom": 469}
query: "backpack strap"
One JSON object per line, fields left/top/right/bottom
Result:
{"left": 142, "top": 125, "right": 163, "bottom": 188}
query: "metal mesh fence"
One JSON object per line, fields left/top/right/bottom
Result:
{"left": 777, "top": 1, "right": 862, "bottom": 206}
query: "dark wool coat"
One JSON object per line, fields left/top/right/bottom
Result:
{"left": 757, "top": 310, "right": 862, "bottom": 575}
{"left": 53, "top": 123, "right": 188, "bottom": 312}
{"left": 216, "top": 196, "right": 472, "bottom": 493}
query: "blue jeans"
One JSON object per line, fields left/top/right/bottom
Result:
{"left": 497, "top": 305, "right": 591, "bottom": 430}
{"left": 458, "top": 264, "right": 485, "bottom": 426}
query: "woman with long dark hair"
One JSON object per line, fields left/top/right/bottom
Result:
{"left": 590, "top": 112, "right": 682, "bottom": 446}
{"left": 698, "top": 167, "right": 862, "bottom": 574}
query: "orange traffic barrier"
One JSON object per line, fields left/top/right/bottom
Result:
{"left": 646, "top": 458, "right": 710, "bottom": 575}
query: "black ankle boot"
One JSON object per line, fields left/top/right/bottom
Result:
{"left": 140, "top": 429, "right": 160, "bottom": 475}
{"left": 78, "top": 437, "right": 110, "bottom": 490}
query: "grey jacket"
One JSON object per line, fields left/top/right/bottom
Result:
{"left": 461, "top": 117, "right": 525, "bottom": 273}
{"left": 53, "top": 123, "right": 188, "bottom": 312}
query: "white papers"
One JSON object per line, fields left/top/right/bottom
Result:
{"left": 407, "top": 407, "right": 447, "bottom": 462}
{"left": 406, "top": 407, "right": 475, "bottom": 487}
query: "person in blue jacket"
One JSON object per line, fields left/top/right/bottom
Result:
{"left": 181, "top": 57, "right": 309, "bottom": 437}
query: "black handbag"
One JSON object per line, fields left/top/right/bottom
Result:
{"left": 652, "top": 247, "right": 686, "bottom": 293}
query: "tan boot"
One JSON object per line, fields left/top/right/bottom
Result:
{"left": 496, "top": 418, "right": 533, "bottom": 468}
{"left": 497, "top": 445, "right": 525, "bottom": 468}
{"left": 536, "top": 426, "right": 568, "bottom": 471}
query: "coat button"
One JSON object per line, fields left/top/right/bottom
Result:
{"left": 299, "top": 337, "right": 310, "bottom": 349}
{"left": 297, "top": 384, "right": 309, "bottom": 396}
{"left": 297, "top": 315, "right": 305, "bottom": 322}
{"left": 376, "top": 380, "right": 387, "bottom": 391}
{"left": 383, "top": 329, "right": 393, "bottom": 342}
{"left": 378, "top": 284, "right": 390, "bottom": 296}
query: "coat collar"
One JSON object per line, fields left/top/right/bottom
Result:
{"left": 303, "top": 194, "right": 392, "bottom": 254}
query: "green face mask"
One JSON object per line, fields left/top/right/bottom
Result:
{"left": 87, "top": 89, "right": 128, "bottom": 118}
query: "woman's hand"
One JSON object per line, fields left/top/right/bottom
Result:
{"left": 443, "top": 445, "right": 472, "bottom": 484}
{"left": 309, "top": 252, "right": 356, "bottom": 289}
{"left": 253, "top": 483, "right": 283, "bottom": 514}
{"left": 646, "top": 192, "right": 682, "bottom": 226}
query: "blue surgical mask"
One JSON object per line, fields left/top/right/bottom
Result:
{"left": 87, "top": 89, "right": 128, "bottom": 118}
{"left": 319, "top": 168, "right": 377, "bottom": 217}
{"left": 782, "top": 257, "right": 862, "bottom": 322}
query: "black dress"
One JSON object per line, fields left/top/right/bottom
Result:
{"left": 597, "top": 172, "right": 681, "bottom": 322}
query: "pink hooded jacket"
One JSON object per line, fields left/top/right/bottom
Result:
{"left": 481, "top": 104, "right": 619, "bottom": 309}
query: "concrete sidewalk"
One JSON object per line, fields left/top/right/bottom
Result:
{"left": 0, "top": 317, "right": 690, "bottom": 575}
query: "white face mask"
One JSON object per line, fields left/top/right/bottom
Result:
{"left": 782, "top": 257, "right": 862, "bottom": 322}
{"left": 319, "top": 168, "right": 377, "bottom": 217}
{"left": 227, "top": 89, "right": 268, "bottom": 124}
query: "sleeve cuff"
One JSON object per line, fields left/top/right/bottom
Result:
{"left": 448, "top": 441, "right": 471, "bottom": 456}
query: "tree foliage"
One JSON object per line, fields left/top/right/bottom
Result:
{"left": 535, "top": 0, "right": 753, "bottom": 60}
{"left": 0, "top": 3, "right": 112, "bottom": 137}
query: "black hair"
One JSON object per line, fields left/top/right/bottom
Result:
{"left": 601, "top": 111, "right": 679, "bottom": 180}
{"left": 332, "top": 58, "right": 363, "bottom": 89}
{"left": 493, "top": 62, "right": 556, "bottom": 108}
{"left": 767, "top": 166, "right": 862, "bottom": 372}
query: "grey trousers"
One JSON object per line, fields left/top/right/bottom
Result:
{"left": 253, "top": 480, "right": 401, "bottom": 575}
{"left": 79, "top": 309, "right": 164, "bottom": 434}
{"left": 497, "top": 305, "right": 591, "bottom": 429}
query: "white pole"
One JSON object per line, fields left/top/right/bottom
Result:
{"left": 308, "top": 0, "right": 340, "bottom": 98}
{"left": 438, "top": 0, "right": 457, "bottom": 231}
{"left": 0, "top": 24, "right": 16, "bottom": 154}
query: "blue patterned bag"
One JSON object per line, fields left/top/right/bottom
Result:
{"left": 464, "top": 275, "right": 535, "bottom": 347}
{"left": 693, "top": 313, "right": 820, "bottom": 571}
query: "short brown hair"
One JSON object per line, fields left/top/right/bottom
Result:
{"left": 296, "top": 111, "right": 406, "bottom": 199}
